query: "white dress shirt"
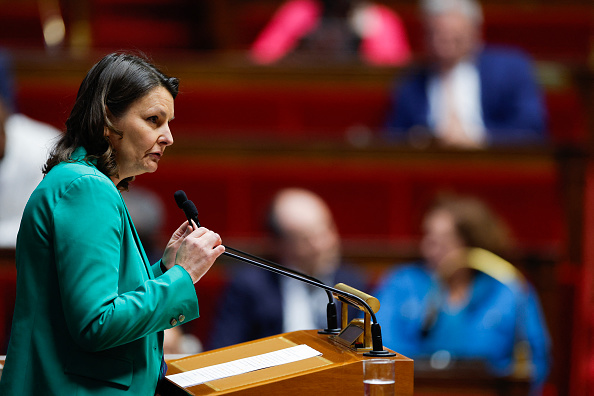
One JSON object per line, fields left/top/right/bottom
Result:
{"left": 281, "top": 275, "right": 329, "bottom": 333}
{"left": 427, "top": 61, "right": 487, "bottom": 144}
{"left": 0, "top": 114, "right": 60, "bottom": 247}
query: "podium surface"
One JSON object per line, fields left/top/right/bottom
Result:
{"left": 160, "top": 330, "right": 413, "bottom": 395}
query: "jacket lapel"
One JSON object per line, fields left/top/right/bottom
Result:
{"left": 120, "top": 195, "right": 154, "bottom": 280}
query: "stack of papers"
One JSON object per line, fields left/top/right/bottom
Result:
{"left": 167, "top": 344, "right": 322, "bottom": 388}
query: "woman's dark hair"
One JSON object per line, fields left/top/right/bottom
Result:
{"left": 43, "top": 52, "right": 179, "bottom": 190}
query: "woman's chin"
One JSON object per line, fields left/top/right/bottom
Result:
{"left": 143, "top": 162, "right": 159, "bottom": 174}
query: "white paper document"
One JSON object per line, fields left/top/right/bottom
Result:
{"left": 166, "top": 344, "right": 322, "bottom": 388}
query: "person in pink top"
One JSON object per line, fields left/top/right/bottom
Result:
{"left": 250, "top": 0, "right": 411, "bottom": 66}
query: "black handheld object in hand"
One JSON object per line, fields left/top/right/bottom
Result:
{"left": 174, "top": 190, "right": 202, "bottom": 228}
{"left": 181, "top": 200, "right": 201, "bottom": 228}
{"left": 174, "top": 190, "right": 187, "bottom": 209}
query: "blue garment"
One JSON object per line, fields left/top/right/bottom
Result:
{"left": 209, "top": 264, "right": 367, "bottom": 350}
{"left": 384, "top": 46, "right": 547, "bottom": 146}
{"left": 0, "top": 49, "right": 15, "bottom": 111}
{"left": 373, "top": 263, "right": 551, "bottom": 393}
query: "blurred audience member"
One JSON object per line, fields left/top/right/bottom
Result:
{"left": 384, "top": 0, "right": 547, "bottom": 148}
{"left": 250, "top": 0, "right": 411, "bottom": 66}
{"left": 373, "top": 193, "right": 551, "bottom": 394}
{"left": 209, "top": 188, "right": 367, "bottom": 349}
{"left": 0, "top": 50, "right": 61, "bottom": 247}
{"left": 163, "top": 326, "right": 203, "bottom": 357}
{"left": 122, "top": 186, "right": 167, "bottom": 263}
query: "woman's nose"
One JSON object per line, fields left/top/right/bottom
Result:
{"left": 159, "top": 126, "right": 173, "bottom": 146}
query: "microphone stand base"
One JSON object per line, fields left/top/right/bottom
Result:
{"left": 363, "top": 350, "right": 397, "bottom": 357}
{"left": 318, "top": 328, "right": 341, "bottom": 335}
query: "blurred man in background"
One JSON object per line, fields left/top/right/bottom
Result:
{"left": 209, "top": 187, "right": 368, "bottom": 350}
{"left": 0, "top": 50, "right": 61, "bottom": 247}
{"left": 384, "top": 0, "right": 547, "bottom": 148}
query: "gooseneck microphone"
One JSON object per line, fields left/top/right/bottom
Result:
{"left": 174, "top": 190, "right": 340, "bottom": 335}
{"left": 173, "top": 190, "right": 393, "bottom": 355}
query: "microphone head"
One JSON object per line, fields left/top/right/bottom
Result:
{"left": 174, "top": 190, "right": 188, "bottom": 208}
{"left": 181, "top": 199, "right": 201, "bottom": 227}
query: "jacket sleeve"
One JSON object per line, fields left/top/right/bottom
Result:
{"left": 515, "top": 284, "right": 551, "bottom": 394}
{"left": 383, "top": 73, "right": 430, "bottom": 144}
{"left": 152, "top": 260, "right": 165, "bottom": 278}
{"left": 53, "top": 175, "right": 199, "bottom": 352}
{"left": 359, "top": 5, "right": 411, "bottom": 66}
{"left": 481, "top": 50, "right": 548, "bottom": 145}
{"left": 249, "top": 0, "right": 320, "bottom": 64}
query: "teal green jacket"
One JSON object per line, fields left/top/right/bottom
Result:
{"left": 0, "top": 148, "right": 199, "bottom": 395}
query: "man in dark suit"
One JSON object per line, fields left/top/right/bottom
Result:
{"left": 384, "top": 0, "right": 547, "bottom": 148}
{"left": 209, "top": 188, "right": 367, "bottom": 350}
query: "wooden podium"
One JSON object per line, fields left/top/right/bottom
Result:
{"left": 159, "top": 330, "right": 413, "bottom": 396}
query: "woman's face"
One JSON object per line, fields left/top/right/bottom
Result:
{"left": 419, "top": 208, "right": 465, "bottom": 270}
{"left": 105, "top": 86, "right": 174, "bottom": 184}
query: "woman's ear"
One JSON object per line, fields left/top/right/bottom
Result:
{"left": 103, "top": 125, "right": 115, "bottom": 144}
{"left": 104, "top": 106, "right": 115, "bottom": 139}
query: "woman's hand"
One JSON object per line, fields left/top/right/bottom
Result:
{"left": 162, "top": 221, "right": 193, "bottom": 270}
{"left": 174, "top": 226, "right": 225, "bottom": 283}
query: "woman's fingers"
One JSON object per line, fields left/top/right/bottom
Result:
{"left": 175, "top": 227, "right": 225, "bottom": 283}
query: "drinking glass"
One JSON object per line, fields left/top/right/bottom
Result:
{"left": 363, "top": 359, "right": 395, "bottom": 396}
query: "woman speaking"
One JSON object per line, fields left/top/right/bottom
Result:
{"left": 0, "top": 52, "right": 225, "bottom": 395}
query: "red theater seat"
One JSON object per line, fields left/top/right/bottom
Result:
{"left": 0, "top": 3, "right": 44, "bottom": 49}
{"left": 89, "top": 0, "right": 193, "bottom": 50}
{"left": 172, "top": 84, "right": 390, "bottom": 139}
{"left": 134, "top": 149, "right": 565, "bottom": 255}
